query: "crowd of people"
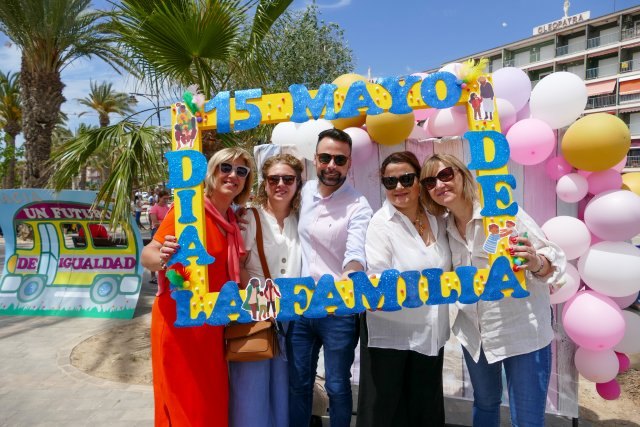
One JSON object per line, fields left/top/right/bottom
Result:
{"left": 141, "top": 128, "right": 567, "bottom": 427}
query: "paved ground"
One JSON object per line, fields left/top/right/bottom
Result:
{"left": 0, "top": 234, "right": 583, "bottom": 427}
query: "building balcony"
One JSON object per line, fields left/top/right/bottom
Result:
{"left": 622, "top": 27, "right": 640, "bottom": 41}
{"left": 504, "top": 59, "right": 515, "bottom": 67}
{"left": 556, "top": 43, "right": 584, "bottom": 57}
{"left": 629, "top": 122, "right": 640, "bottom": 136}
{"left": 585, "top": 93, "right": 617, "bottom": 110}
{"left": 620, "top": 92, "right": 640, "bottom": 103}
{"left": 626, "top": 154, "right": 640, "bottom": 168}
{"left": 620, "top": 59, "right": 640, "bottom": 73}
{"left": 587, "top": 32, "right": 619, "bottom": 49}
{"left": 585, "top": 62, "right": 619, "bottom": 80}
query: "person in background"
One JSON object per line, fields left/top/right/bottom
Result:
{"left": 289, "top": 128, "right": 373, "bottom": 427}
{"left": 357, "top": 151, "right": 450, "bottom": 427}
{"left": 421, "top": 153, "right": 566, "bottom": 427}
{"left": 141, "top": 147, "right": 254, "bottom": 427}
{"left": 148, "top": 190, "right": 171, "bottom": 284}
{"left": 133, "top": 194, "right": 145, "bottom": 229}
{"left": 230, "top": 153, "right": 303, "bottom": 427}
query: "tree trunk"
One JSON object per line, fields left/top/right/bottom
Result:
{"left": 20, "top": 55, "right": 65, "bottom": 188}
{"left": 3, "top": 121, "right": 20, "bottom": 188}
{"left": 79, "top": 166, "right": 87, "bottom": 190}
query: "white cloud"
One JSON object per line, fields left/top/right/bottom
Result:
{"left": 0, "top": 41, "right": 21, "bottom": 74}
{"left": 308, "top": 0, "right": 352, "bottom": 9}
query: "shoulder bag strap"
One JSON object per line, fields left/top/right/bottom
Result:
{"left": 250, "top": 208, "right": 271, "bottom": 279}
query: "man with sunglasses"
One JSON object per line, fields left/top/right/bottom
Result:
{"left": 289, "top": 128, "right": 373, "bottom": 427}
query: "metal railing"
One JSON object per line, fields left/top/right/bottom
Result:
{"left": 585, "top": 62, "right": 619, "bottom": 79}
{"left": 587, "top": 32, "right": 619, "bottom": 49}
{"left": 556, "top": 45, "right": 569, "bottom": 56}
{"left": 503, "top": 59, "right": 515, "bottom": 67}
{"left": 625, "top": 154, "right": 640, "bottom": 168}
{"left": 622, "top": 27, "right": 640, "bottom": 41}
{"left": 620, "top": 59, "right": 640, "bottom": 73}
{"left": 585, "top": 94, "right": 617, "bottom": 110}
{"left": 556, "top": 43, "right": 584, "bottom": 57}
{"left": 620, "top": 92, "right": 640, "bottom": 103}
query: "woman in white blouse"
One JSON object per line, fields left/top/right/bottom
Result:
{"left": 356, "top": 151, "right": 451, "bottom": 427}
{"left": 421, "top": 154, "right": 566, "bottom": 427}
{"left": 230, "top": 154, "right": 303, "bottom": 427}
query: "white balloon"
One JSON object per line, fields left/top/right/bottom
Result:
{"left": 541, "top": 216, "right": 591, "bottom": 260}
{"left": 556, "top": 173, "right": 588, "bottom": 203}
{"left": 574, "top": 347, "right": 619, "bottom": 383}
{"left": 297, "top": 119, "right": 333, "bottom": 160}
{"left": 495, "top": 98, "right": 517, "bottom": 132}
{"left": 578, "top": 241, "right": 640, "bottom": 297}
{"left": 530, "top": 72, "right": 587, "bottom": 129}
{"left": 271, "top": 121, "right": 301, "bottom": 146}
{"left": 439, "top": 62, "right": 462, "bottom": 77}
{"left": 549, "top": 263, "right": 580, "bottom": 305}
{"left": 408, "top": 124, "right": 429, "bottom": 140}
{"left": 614, "top": 310, "right": 640, "bottom": 354}
{"left": 584, "top": 190, "right": 640, "bottom": 242}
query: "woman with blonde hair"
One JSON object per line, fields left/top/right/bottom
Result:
{"left": 421, "top": 153, "right": 566, "bottom": 427}
{"left": 230, "top": 153, "right": 304, "bottom": 427}
{"left": 142, "top": 147, "right": 255, "bottom": 427}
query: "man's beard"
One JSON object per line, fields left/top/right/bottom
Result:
{"left": 318, "top": 170, "right": 346, "bottom": 187}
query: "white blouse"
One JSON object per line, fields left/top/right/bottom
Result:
{"left": 447, "top": 204, "right": 567, "bottom": 364}
{"left": 241, "top": 207, "right": 301, "bottom": 282}
{"left": 365, "top": 200, "right": 452, "bottom": 357}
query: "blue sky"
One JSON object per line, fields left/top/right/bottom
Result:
{"left": 1, "top": 0, "right": 639, "bottom": 132}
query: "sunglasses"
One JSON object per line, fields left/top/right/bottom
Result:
{"left": 220, "top": 162, "right": 250, "bottom": 178}
{"left": 317, "top": 153, "right": 349, "bottom": 166}
{"left": 381, "top": 173, "right": 417, "bottom": 190}
{"left": 420, "top": 167, "right": 455, "bottom": 190}
{"left": 267, "top": 175, "right": 296, "bottom": 186}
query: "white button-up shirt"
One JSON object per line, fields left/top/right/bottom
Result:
{"left": 365, "top": 200, "right": 452, "bottom": 356}
{"left": 448, "top": 204, "right": 566, "bottom": 363}
{"left": 298, "top": 180, "right": 373, "bottom": 280}
{"left": 242, "top": 207, "right": 301, "bottom": 281}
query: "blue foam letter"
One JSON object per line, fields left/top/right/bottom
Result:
{"left": 289, "top": 84, "right": 338, "bottom": 122}
{"left": 465, "top": 131, "right": 511, "bottom": 170}
{"left": 167, "top": 225, "right": 215, "bottom": 267}
{"left": 481, "top": 256, "right": 530, "bottom": 301}
{"left": 337, "top": 81, "right": 383, "bottom": 119}
{"left": 476, "top": 174, "right": 519, "bottom": 217}
{"left": 165, "top": 150, "right": 207, "bottom": 189}
{"left": 275, "top": 276, "right": 315, "bottom": 321}
{"left": 379, "top": 75, "right": 421, "bottom": 114}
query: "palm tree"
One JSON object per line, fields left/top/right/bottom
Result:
{"left": 78, "top": 81, "right": 134, "bottom": 128}
{"left": 0, "top": 70, "right": 22, "bottom": 188}
{"left": 76, "top": 81, "right": 133, "bottom": 188}
{"left": 0, "top": 0, "right": 127, "bottom": 188}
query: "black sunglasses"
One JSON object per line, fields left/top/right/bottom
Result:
{"left": 420, "top": 167, "right": 455, "bottom": 190}
{"left": 317, "top": 153, "right": 349, "bottom": 166}
{"left": 267, "top": 175, "right": 296, "bottom": 186}
{"left": 220, "top": 162, "right": 250, "bottom": 178}
{"left": 381, "top": 173, "right": 417, "bottom": 190}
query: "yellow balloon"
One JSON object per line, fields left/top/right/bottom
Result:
{"left": 331, "top": 73, "right": 367, "bottom": 130}
{"left": 561, "top": 113, "right": 630, "bottom": 171}
{"left": 622, "top": 172, "right": 640, "bottom": 196}
{"left": 365, "top": 112, "right": 415, "bottom": 146}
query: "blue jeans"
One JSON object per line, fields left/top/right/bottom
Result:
{"left": 462, "top": 344, "right": 552, "bottom": 427}
{"left": 286, "top": 315, "right": 358, "bottom": 427}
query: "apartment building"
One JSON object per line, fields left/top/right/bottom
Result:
{"left": 428, "top": 5, "right": 640, "bottom": 172}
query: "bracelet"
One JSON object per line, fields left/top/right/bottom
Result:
{"left": 531, "top": 254, "right": 545, "bottom": 275}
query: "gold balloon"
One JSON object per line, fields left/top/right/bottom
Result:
{"left": 622, "top": 172, "right": 640, "bottom": 196}
{"left": 365, "top": 112, "right": 415, "bottom": 146}
{"left": 561, "top": 113, "right": 631, "bottom": 171}
{"left": 331, "top": 73, "right": 367, "bottom": 130}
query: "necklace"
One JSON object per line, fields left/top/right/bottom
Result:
{"left": 413, "top": 208, "right": 425, "bottom": 236}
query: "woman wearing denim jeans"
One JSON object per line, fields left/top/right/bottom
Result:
{"left": 421, "top": 154, "right": 566, "bottom": 427}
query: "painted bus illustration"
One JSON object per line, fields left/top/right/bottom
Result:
{"left": 0, "top": 201, "right": 141, "bottom": 305}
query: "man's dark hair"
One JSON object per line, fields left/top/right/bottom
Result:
{"left": 316, "top": 128, "right": 352, "bottom": 153}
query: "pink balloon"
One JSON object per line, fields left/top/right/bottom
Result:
{"left": 587, "top": 169, "right": 623, "bottom": 195}
{"left": 615, "top": 352, "right": 631, "bottom": 373}
{"left": 427, "top": 107, "right": 468, "bottom": 137}
{"left": 516, "top": 102, "right": 531, "bottom": 121}
{"left": 506, "top": 118, "right": 556, "bottom": 165}
{"left": 541, "top": 216, "right": 591, "bottom": 260}
{"left": 549, "top": 263, "right": 580, "bottom": 304}
{"left": 596, "top": 379, "right": 621, "bottom": 400}
{"left": 574, "top": 347, "right": 619, "bottom": 383}
{"left": 609, "top": 293, "right": 639, "bottom": 309}
{"left": 408, "top": 124, "right": 429, "bottom": 140}
{"left": 577, "top": 169, "right": 592, "bottom": 178}
{"left": 344, "top": 127, "right": 375, "bottom": 166}
{"left": 496, "top": 98, "right": 517, "bottom": 132}
{"left": 612, "top": 156, "right": 627, "bottom": 172}
{"left": 545, "top": 156, "right": 574, "bottom": 180}
{"left": 421, "top": 119, "right": 434, "bottom": 138}
{"left": 562, "top": 291, "right": 625, "bottom": 350}
{"left": 414, "top": 107, "right": 436, "bottom": 122}
{"left": 556, "top": 173, "right": 589, "bottom": 203}
{"left": 589, "top": 231, "right": 603, "bottom": 245}
{"left": 584, "top": 190, "right": 640, "bottom": 241}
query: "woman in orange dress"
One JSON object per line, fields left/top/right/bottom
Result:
{"left": 141, "top": 147, "right": 255, "bottom": 427}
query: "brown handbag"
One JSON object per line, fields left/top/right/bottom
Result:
{"left": 224, "top": 208, "right": 279, "bottom": 362}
